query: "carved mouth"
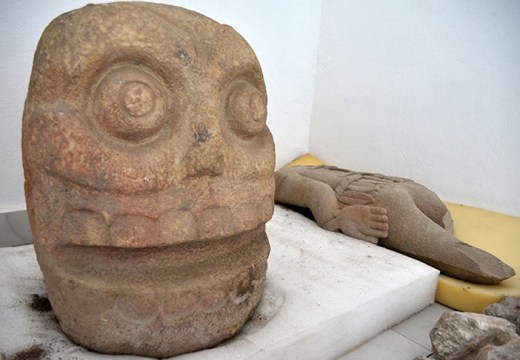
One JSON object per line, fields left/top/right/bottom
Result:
{"left": 28, "top": 169, "right": 274, "bottom": 248}
{"left": 40, "top": 225, "right": 269, "bottom": 287}
{"left": 28, "top": 170, "right": 274, "bottom": 357}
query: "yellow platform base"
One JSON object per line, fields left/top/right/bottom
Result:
{"left": 282, "top": 153, "right": 520, "bottom": 312}
{"left": 437, "top": 203, "right": 520, "bottom": 312}
{"left": 284, "top": 153, "right": 326, "bottom": 168}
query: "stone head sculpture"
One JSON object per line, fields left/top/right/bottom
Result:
{"left": 22, "top": 3, "right": 274, "bottom": 357}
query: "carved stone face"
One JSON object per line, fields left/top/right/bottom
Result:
{"left": 22, "top": 3, "right": 274, "bottom": 357}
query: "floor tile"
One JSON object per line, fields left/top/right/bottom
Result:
{"left": 336, "top": 329, "right": 431, "bottom": 360}
{"left": 0, "top": 210, "right": 32, "bottom": 247}
{"left": 392, "top": 303, "right": 452, "bottom": 348}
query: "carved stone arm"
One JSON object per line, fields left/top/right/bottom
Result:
{"left": 275, "top": 169, "right": 340, "bottom": 229}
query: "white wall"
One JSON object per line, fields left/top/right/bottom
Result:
{"left": 2, "top": 1, "right": 519, "bottom": 217}
{"left": 310, "top": 0, "right": 520, "bottom": 216}
{"left": 0, "top": 0, "right": 322, "bottom": 213}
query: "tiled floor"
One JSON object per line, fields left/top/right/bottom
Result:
{"left": 337, "top": 302, "right": 450, "bottom": 359}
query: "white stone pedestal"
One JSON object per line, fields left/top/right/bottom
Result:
{"left": 0, "top": 206, "right": 438, "bottom": 359}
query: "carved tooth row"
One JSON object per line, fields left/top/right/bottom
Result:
{"left": 62, "top": 195, "right": 273, "bottom": 247}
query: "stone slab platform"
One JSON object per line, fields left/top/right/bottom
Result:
{"left": 0, "top": 205, "right": 438, "bottom": 359}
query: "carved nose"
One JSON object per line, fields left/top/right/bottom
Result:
{"left": 184, "top": 120, "right": 227, "bottom": 177}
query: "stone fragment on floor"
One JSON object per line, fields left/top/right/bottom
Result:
{"left": 429, "top": 311, "right": 520, "bottom": 360}
{"left": 484, "top": 296, "right": 520, "bottom": 334}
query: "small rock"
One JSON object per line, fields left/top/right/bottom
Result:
{"left": 474, "top": 337, "right": 520, "bottom": 360}
{"left": 484, "top": 296, "right": 520, "bottom": 334}
{"left": 430, "top": 311, "right": 517, "bottom": 360}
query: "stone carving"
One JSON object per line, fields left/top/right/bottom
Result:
{"left": 22, "top": 3, "right": 274, "bottom": 358}
{"left": 428, "top": 311, "right": 520, "bottom": 360}
{"left": 275, "top": 165, "right": 515, "bottom": 284}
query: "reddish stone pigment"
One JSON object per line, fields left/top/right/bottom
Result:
{"left": 22, "top": 3, "right": 274, "bottom": 357}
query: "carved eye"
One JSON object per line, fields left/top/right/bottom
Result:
{"left": 92, "top": 66, "right": 168, "bottom": 142}
{"left": 226, "top": 80, "right": 267, "bottom": 140}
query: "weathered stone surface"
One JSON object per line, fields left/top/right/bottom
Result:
{"left": 475, "top": 337, "right": 520, "bottom": 360}
{"left": 275, "top": 166, "right": 515, "bottom": 284}
{"left": 22, "top": 2, "right": 274, "bottom": 358}
{"left": 430, "top": 311, "right": 518, "bottom": 360}
{"left": 484, "top": 296, "right": 520, "bottom": 334}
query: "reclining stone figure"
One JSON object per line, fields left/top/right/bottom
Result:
{"left": 275, "top": 165, "right": 515, "bottom": 284}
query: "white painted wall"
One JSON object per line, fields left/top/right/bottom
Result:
{"left": 310, "top": 0, "right": 520, "bottom": 216}
{"left": 0, "top": 0, "right": 322, "bottom": 213}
